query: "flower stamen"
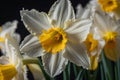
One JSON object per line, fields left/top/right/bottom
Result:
{"left": 104, "top": 31, "right": 117, "bottom": 48}
{"left": 98, "top": 0, "right": 120, "bottom": 12}
{"left": 84, "top": 33, "right": 98, "bottom": 54}
{"left": 39, "top": 27, "right": 67, "bottom": 54}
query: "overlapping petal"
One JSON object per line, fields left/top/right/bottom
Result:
{"left": 1, "top": 20, "right": 18, "bottom": 37}
{"left": 20, "top": 34, "right": 43, "bottom": 57}
{"left": 63, "top": 41, "right": 90, "bottom": 69}
{"left": 6, "top": 34, "right": 31, "bottom": 80}
{"left": 48, "top": 0, "right": 75, "bottom": 27}
{"left": 42, "top": 50, "right": 68, "bottom": 77}
{"left": 0, "top": 20, "right": 18, "bottom": 53}
{"left": 65, "top": 19, "right": 92, "bottom": 42}
{"left": 104, "top": 36, "right": 120, "bottom": 61}
{"left": 20, "top": 10, "right": 51, "bottom": 35}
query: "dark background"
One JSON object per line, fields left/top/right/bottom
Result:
{"left": 0, "top": 0, "right": 90, "bottom": 80}
{"left": 0, "top": 0, "right": 90, "bottom": 40}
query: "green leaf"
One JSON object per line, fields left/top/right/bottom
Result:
{"left": 101, "top": 51, "right": 113, "bottom": 80}
{"left": 100, "top": 62, "right": 105, "bottom": 80}
{"left": 117, "top": 60, "right": 120, "bottom": 80}
{"left": 73, "top": 64, "right": 78, "bottom": 78}
{"left": 37, "top": 58, "right": 54, "bottom": 80}
{"left": 87, "top": 69, "right": 98, "bottom": 80}
{"left": 63, "top": 62, "right": 71, "bottom": 80}
{"left": 115, "top": 60, "right": 120, "bottom": 80}
{"left": 75, "top": 69, "right": 84, "bottom": 80}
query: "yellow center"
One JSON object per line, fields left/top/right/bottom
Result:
{"left": 104, "top": 31, "right": 117, "bottom": 48}
{"left": 84, "top": 33, "right": 98, "bottom": 53}
{"left": 0, "top": 64, "right": 17, "bottom": 80}
{"left": 39, "top": 27, "right": 67, "bottom": 54}
{"left": 90, "top": 55, "right": 98, "bottom": 70}
{"left": 98, "top": 0, "right": 120, "bottom": 12}
{"left": 0, "top": 37, "right": 5, "bottom": 42}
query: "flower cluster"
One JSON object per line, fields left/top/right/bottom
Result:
{"left": 0, "top": 0, "right": 120, "bottom": 80}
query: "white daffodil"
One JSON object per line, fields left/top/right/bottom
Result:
{"left": 0, "top": 35, "right": 27, "bottom": 80}
{"left": 20, "top": 0, "right": 92, "bottom": 77}
{"left": 76, "top": 3, "right": 105, "bottom": 70}
{"left": 0, "top": 20, "right": 20, "bottom": 53}
{"left": 91, "top": 0, "right": 120, "bottom": 20}
{"left": 83, "top": 27, "right": 105, "bottom": 70}
{"left": 1, "top": 34, "right": 45, "bottom": 80}
{"left": 93, "top": 10, "right": 120, "bottom": 61}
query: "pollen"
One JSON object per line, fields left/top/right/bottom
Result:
{"left": 0, "top": 64, "right": 17, "bottom": 80}
{"left": 39, "top": 27, "right": 67, "bottom": 54}
{"left": 104, "top": 31, "right": 117, "bottom": 49}
{"left": 98, "top": 0, "right": 120, "bottom": 12}
{"left": 84, "top": 33, "right": 98, "bottom": 53}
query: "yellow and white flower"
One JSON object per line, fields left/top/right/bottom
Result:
{"left": 90, "top": 0, "right": 120, "bottom": 20}
{"left": 0, "top": 35, "right": 27, "bottom": 80}
{"left": 83, "top": 27, "right": 105, "bottom": 70}
{"left": 93, "top": 10, "right": 120, "bottom": 61}
{"left": 0, "top": 20, "right": 20, "bottom": 53}
{"left": 20, "top": 0, "right": 92, "bottom": 77}
{"left": 76, "top": 3, "right": 105, "bottom": 70}
{"left": 0, "top": 34, "right": 45, "bottom": 80}
{"left": 98, "top": 0, "right": 120, "bottom": 19}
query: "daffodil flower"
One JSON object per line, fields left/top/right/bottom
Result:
{"left": 1, "top": 34, "right": 45, "bottom": 80}
{"left": 84, "top": 28, "right": 105, "bottom": 70}
{"left": 0, "top": 20, "right": 20, "bottom": 53}
{"left": 93, "top": 10, "right": 120, "bottom": 61}
{"left": 98, "top": 0, "right": 120, "bottom": 19}
{"left": 0, "top": 35, "right": 27, "bottom": 80}
{"left": 76, "top": 3, "right": 105, "bottom": 70}
{"left": 20, "top": 0, "right": 92, "bottom": 77}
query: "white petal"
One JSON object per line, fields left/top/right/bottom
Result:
{"left": 76, "top": 4, "right": 84, "bottom": 19}
{"left": 94, "top": 11, "right": 119, "bottom": 32}
{"left": 12, "top": 33, "right": 21, "bottom": 44}
{"left": 15, "top": 61, "right": 25, "bottom": 80}
{"left": 23, "top": 66, "right": 28, "bottom": 80}
{"left": 66, "top": 19, "right": 92, "bottom": 42}
{"left": 63, "top": 41, "right": 90, "bottom": 69}
{"left": 1, "top": 20, "right": 18, "bottom": 37}
{"left": 42, "top": 50, "right": 68, "bottom": 77}
{"left": 48, "top": 0, "right": 75, "bottom": 27}
{"left": 0, "top": 42, "right": 6, "bottom": 53}
{"left": 91, "top": 27, "right": 105, "bottom": 56}
{"left": 20, "top": 9, "right": 51, "bottom": 35}
{"left": 0, "top": 56, "right": 9, "bottom": 64}
{"left": 20, "top": 34, "right": 43, "bottom": 57}
{"left": 76, "top": 4, "right": 95, "bottom": 19}
{"left": 5, "top": 34, "right": 22, "bottom": 65}
{"left": 28, "top": 64, "right": 45, "bottom": 80}
{"left": 97, "top": 40, "right": 105, "bottom": 56}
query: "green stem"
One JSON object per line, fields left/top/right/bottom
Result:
{"left": 22, "top": 58, "right": 39, "bottom": 65}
